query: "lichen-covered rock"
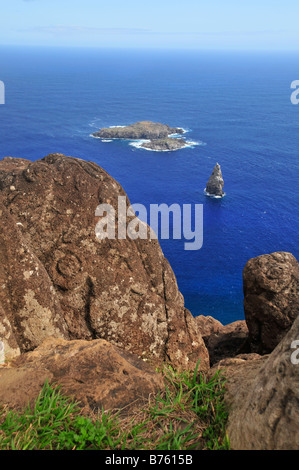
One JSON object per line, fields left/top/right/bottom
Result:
{"left": 0, "top": 204, "right": 68, "bottom": 359}
{"left": 226, "top": 314, "right": 299, "bottom": 450}
{"left": 243, "top": 252, "right": 299, "bottom": 354}
{"left": 0, "top": 154, "right": 209, "bottom": 371}
{"left": 0, "top": 337, "right": 164, "bottom": 415}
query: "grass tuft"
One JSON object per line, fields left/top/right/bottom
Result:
{"left": 0, "top": 362, "right": 230, "bottom": 450}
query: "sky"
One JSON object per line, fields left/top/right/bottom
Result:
{"left": 0, "top": 0, "right": 299, "bottom": 50}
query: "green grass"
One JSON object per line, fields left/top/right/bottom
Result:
{"left": 0, "top": 362, "right": 230, "bottom": 450}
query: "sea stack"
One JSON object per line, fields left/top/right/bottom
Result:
{"left": 205, "top": 163, "right": 225, "bottom": 197}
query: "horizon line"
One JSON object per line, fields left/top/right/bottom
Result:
{"left": 1, "top": 43, "right": 299, "bottom": 53}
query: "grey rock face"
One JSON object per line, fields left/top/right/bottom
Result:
{"left": 205, "top": 163, "right": 225, "bottom": 197}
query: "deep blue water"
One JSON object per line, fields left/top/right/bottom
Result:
{"left": 0, "top": 46, "right": 298, "bottom": 324}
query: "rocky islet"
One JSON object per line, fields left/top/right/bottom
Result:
{"left": 92, "top": 120, "right": 191, "bottom": 151}
{"left": 205, "top": 162, "right": 225, "bottom": 197}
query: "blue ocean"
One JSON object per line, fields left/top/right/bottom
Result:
{"left": 0, "top": 46, "right": 298, "bottom": 324}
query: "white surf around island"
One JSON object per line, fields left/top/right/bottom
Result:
{"left": 90, "top": 134, "right": 206, "bottom": 151}
{"left": 90, "top": 133, "right": 127, "bottom": 140}
{"left": 129, "top": 139, "right": 205, "bottom": 152}
{"left": 204, "top": 188, "right": 226, "bottom": 198}
{"left": 89, "top": 124, "right": 206, "bottom": 151}
{"left": 169, "top": 128, "right": 189, "bottom": 137}
{"left": 108, "top": 125, "right": 127, "bottom": 128}
{"left": 90, "top": 133, "right": 101, "bottom": 139}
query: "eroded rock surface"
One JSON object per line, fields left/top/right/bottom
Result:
{"left": 243, "top": 252, "right": 299, "bottom": 354}
{"left": 196, "top": 316, "right": 249, "bottom": 366}
{"left": 0, "top": 337, "right": 164, "bottom": 415}
{"left": 0, "top": 154, "right": 209, "bottom": 371}
{"left": 0, "top": 204, "right": 68, "bottom": 359}
{"left": 225, "top": 314, "right": 299, "bottom": 450}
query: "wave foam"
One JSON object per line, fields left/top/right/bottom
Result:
{"left": 169, "top": 128, "right": 189, "bottom": 137}
{"left": 129, "top": 139, "right": 206, "bottom": 152}
{"left": 89, "top": 124, "right": 206, "bottom": 151}
{"left": 185, "top": 140, "right": 206, "bottom": 148}
{"left": 204, "top": 188, "right": 226, "bottom": 198}
{"left": 90, "top": 133, "right": 101, "bottom": 139}
{"left": 129, "top": 139, "right": 182, "bottom": 152}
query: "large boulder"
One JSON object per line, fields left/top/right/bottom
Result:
{"left": 225, "top": 314, "right": 299, "bottom": 450}
{"left": 243, "top": 252, "right": 299, "bottom": 354}
{"left": 0, "top": 154, "right": 209, "bottom": 371}
{"left": 0, "top": 337, "right": 164, "bottom": 415}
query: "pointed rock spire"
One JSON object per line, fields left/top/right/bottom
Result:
{"left": 205, "top": 163, "right": 225, "bottom": 197}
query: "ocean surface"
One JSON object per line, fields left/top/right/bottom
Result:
{"left": 0, "top": 46, "right": 298, "bottom": 324}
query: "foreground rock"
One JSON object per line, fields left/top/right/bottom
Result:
{"left": 243, "top": 252, "right": 299, "bottom": 354}
{"left": 0, "top": 337, "right": 164, "bottom": 416}
{"left": 196, "top": 316, "right": 249, "bottom": 366}
{"left": 92, "top": 121, "right": 184, "bottom": 140}
{"left": 141, "top": 138, "right": 187, "bottom": 152}
{"left": 205, "top": 163, "right": 225, "bottom": 197}
{"left": 208, "top": 354, "right": 267, "bottom": 392}
{"left": 0, "top": 154, "right": 209, "bottom": 372}
{"left": 225, "top": 314, "right": 299, "bottom": 450}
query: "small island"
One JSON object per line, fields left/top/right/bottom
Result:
{"left": 205, "top": 163, "right": 225, "bottom": 197}
{"left": 92, "top": 121, "right": 184, "bottom": 140}
{"left": 141, "top": 137, "right": 187, "bottom": 151}
{"left": 92, "top": 121, "right": 190, "bottom": 151}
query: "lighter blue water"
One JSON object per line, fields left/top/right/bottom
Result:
{"left": 0, "top": 46, "right": 298, "bottom": 324}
